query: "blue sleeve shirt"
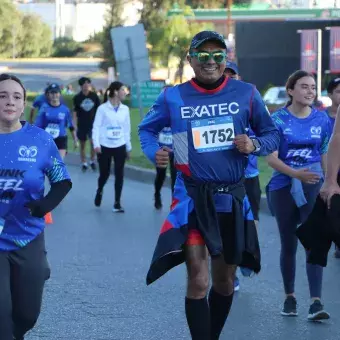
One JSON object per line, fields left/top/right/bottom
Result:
{"left": 34, "top": 103, "right": 74, "bottom": 139}
{"left": 268, "top": 107, "right": 331, "bottom": 191}
{"left": 0, "top": 123, "right": 71, "bottom": 251}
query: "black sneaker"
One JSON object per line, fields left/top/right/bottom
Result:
{"left": 308, "top": 300, "right": 330, "bottom": 321}
{"left": 82, "top": 163, "right": 88, "bottom": 172}
{"left": 281, "top": 296, "right": 298, "bottom": 316}
{"left": 94, "top": 189, "right": 103, "bottom": 207}
{"left": 154, "top": 193, "right": 162, "bottom": 210}
{"left": 90, "top": 162, "right": 96, "bottom": 171}
{"left": 113, "top": 202, "right": 124, "bottom": 213}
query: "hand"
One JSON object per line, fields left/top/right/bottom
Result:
{"left": 320, "top": 180, "right": 340, "bottom": 209}
{"left": 25, "top": 200, "right": 47, "bottom": 218}
{"left": 94, "top": 146, "right": 101, "bottom": 154}
{"left": 156, "top": 146, "right": 172, "bottom": 168}
{"left": 294, "top": 168, "right": 320, "bottom": 184}
{"left": 126, "top": 151, "right": 131, "bottom": 161}
{"left": 234, "top": 134, "right": 255, "bottom": 154}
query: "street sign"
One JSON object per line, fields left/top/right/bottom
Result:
{"left": 110, "top": 24, "right": 151, "bottom": 118}
{"left": 131, "top": 80, "right": 165, "bottom": 108}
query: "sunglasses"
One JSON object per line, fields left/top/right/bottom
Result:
{"left": 189, "top": 51, "right": 227, "bottom": 64}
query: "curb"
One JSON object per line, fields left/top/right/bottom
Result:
{"left": 64, "top": 152, "right": 270, "bottom": 214}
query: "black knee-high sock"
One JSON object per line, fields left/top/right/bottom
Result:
{"left": 185, "top": 297, "right": 210, "bottom": 340}
{"left": 209, "top": 288, "right": 234, "bottom": 340}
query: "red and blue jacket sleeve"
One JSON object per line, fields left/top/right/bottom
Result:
{"left": 249, "top": 87, "right": 280, "bottom": 156}
{"left": 138, "top": 90, "right": 171, "bottom": 165}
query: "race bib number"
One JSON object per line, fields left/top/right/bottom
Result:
{"left": 191, "top": 116, "right": 235, "bottom": 153}
{"left": 45, "top": 124, "right": 60, "bottom": 138}
{"left": 159, "top": 132, "right": 173, "bottom": 146}
{"left": 106, "top": 126, "right": 122, "bottom": 140}
{"left": 0, "top": 217, "right": 4, "bottom": 236}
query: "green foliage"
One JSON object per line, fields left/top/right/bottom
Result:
{"left": 0, "top": 0, "right": 53, "bottom": 58}
{"left": 52, "top": 37, "right": 84, "bottom": 58}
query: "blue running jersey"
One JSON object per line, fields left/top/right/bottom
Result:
{"left": 268, "top": 107, "right": 331, "bottom": 191}
{"left": 139, "top": 78, "right": 279, "bottom": 184}
{"left": 0, "top": 123, "right": 71, "bottom": 251}
{"left": 35, "top": 103, "right": 74, "bottom": 139}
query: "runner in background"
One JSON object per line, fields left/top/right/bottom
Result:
{"left": 224, "top": 62, "right": 261, "bottom": 291}
{"left": 266, "top": 70, "right": 331, "bottom": 321}
{"left": 325, "top": 78, "right": 340, "bottom": 257}
{"left": 35, "top": 83, "right": 78, "bottom": 159}
{"left": 92, "top": 81, "right": 131, "bottom": 213}
{"left": 73, "top": 77, "right": 101, "bottom": 172}
{"left": 154, "top": 86, "right": 177, "bottom": 209}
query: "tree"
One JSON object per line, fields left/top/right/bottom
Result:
{"left": 17, "top": 14, "right": 53, "bottom": 58}
{"left": 139, "top": 0, "right": 172, "bottom": 32}
{"left": 100, "top": 0, "right": 124, "bottom": 71}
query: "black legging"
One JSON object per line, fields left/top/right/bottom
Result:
{"left": 155, "top": 153, "right": 177, "bottom": 194}
{"left": 97, "top": 145, "right": 126, "bottom": 203}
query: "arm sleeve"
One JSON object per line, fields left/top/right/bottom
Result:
{"left": 138, "top": 89, "right": 171, "bottom": 164}
{"left": 92, "top": 105, "right": 103, "bottom": 149}
{"left": 249, "top": 87, "right": 280, "bottom": 156}
{"left": 124, "top": 108, "right": 132, "bottom": 152}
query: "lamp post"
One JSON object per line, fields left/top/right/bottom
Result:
{"left": 227, "top": 0, "right": 233, "bottom": 36}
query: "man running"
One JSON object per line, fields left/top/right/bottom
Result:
{"left": 73, "top": 77, "right": 101, "bottom": 171}
{"left": 139, "top": 30, "right": 279, "bottom": 339}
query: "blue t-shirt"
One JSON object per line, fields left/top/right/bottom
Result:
{"left": 32, "top": 94, "right": 47, "bottom": 110}
{"left": 245, "top": 128, "right": 259, "bottom": 178}
{"left": 139, "top": 78, "right": 279, "bottom": 211}
{"left": 0, "top": 123, "right": 71, "bottom": 251}
{"left": 34, "top": 103, "right": 74, "bottom": 139}
{"left": 268, "top": 107, "right": 331, "bottom": 191}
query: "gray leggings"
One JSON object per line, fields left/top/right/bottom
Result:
{"left": 269, "top": 182, "right": 323, "bottom": 298}
{"left": 0, "top": 232, "right": 50, "bottom": 340}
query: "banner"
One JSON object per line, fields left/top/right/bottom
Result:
{"left": 330, "top": 27, "right": 340, "bottom": 74}
{"left": 300, "top": 29, "right": 318, "bottom": 74}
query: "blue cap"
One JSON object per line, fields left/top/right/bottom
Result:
{"left": 190, "top": 31, "right": 227, "bottom": 50}
{"left": 46, "top": 83, "right": 61, "bottom": 93}
{"left": 225, "top": 61, "right": 239, "bottom": 75}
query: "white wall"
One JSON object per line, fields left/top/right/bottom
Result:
{"left": 17, "top": 1, "right": 142, "bottom": 42}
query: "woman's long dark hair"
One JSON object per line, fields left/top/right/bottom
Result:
{"left": 286, "top": 70, "right": 315, "bottom": 106}
{"left": 104, "top": 81, "right": 124, "bottom": 102}
{"left": 0, "top": 74, "right": 26, "bottom": 100}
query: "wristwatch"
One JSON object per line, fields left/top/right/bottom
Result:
{"left": 251, "top": 138, "right": 261, "bottom": 153}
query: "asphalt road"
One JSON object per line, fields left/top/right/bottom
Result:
{"left": 25, "top": 165, "right": 340, "bottom": 340}
{"left": 0, "top": 60, "right": 107, "bottom": 93}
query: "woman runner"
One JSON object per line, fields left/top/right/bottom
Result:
{"left": 92, "top": 81, "right": 131, "bottom": 213}
{"left": 0, "top": 74, "right": 72, "bottom": 340}
{"left": 266, "top": 70, "right": 331, "bottom": 321}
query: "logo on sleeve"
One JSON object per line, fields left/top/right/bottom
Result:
{"left": 18, "top": 146, "right": 38, "bottom": 162}
{"left": 310, "top": 126, "right": 321, "bottom": 138}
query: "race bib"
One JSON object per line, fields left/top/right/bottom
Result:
{"left": 191, "top": 116, "right": 235, "bottom": 153}
{"left": 159, "top": 132, "right": 173, "bottom": 146}
{"left": 106, "top": 126, "right": 122, "bottom": 140}
{"left": 45, "top": 124, "right": 60, "bottom": 138}
{"left": 0, "top": 217, "right": 4, "bottom": 236}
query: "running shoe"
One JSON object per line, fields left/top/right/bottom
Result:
{"left": 154, "top": 193, "right": 162, "bottom": 210}
{"left": 308, "top": 300, "right": 330, "bottom": 321}
{"left": 90, "top": 161, "right": 96, "bottom": 171}
{"left": 281, "top": 296, "right": 298, "bottom": 316}
{"left": 240, "top": 267, "right": 253, "bottom": 277}
{"left": 94, "top": 189, "right": 103, "bottom": 207}
{"left": 113, "top": 202, "right": 125, "bottom": 213}
{"left": 82, "top": 163, "right": 88, "bottom": 172}
{"left": 234, "top": 276, "right": 240, "bottom": 292}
